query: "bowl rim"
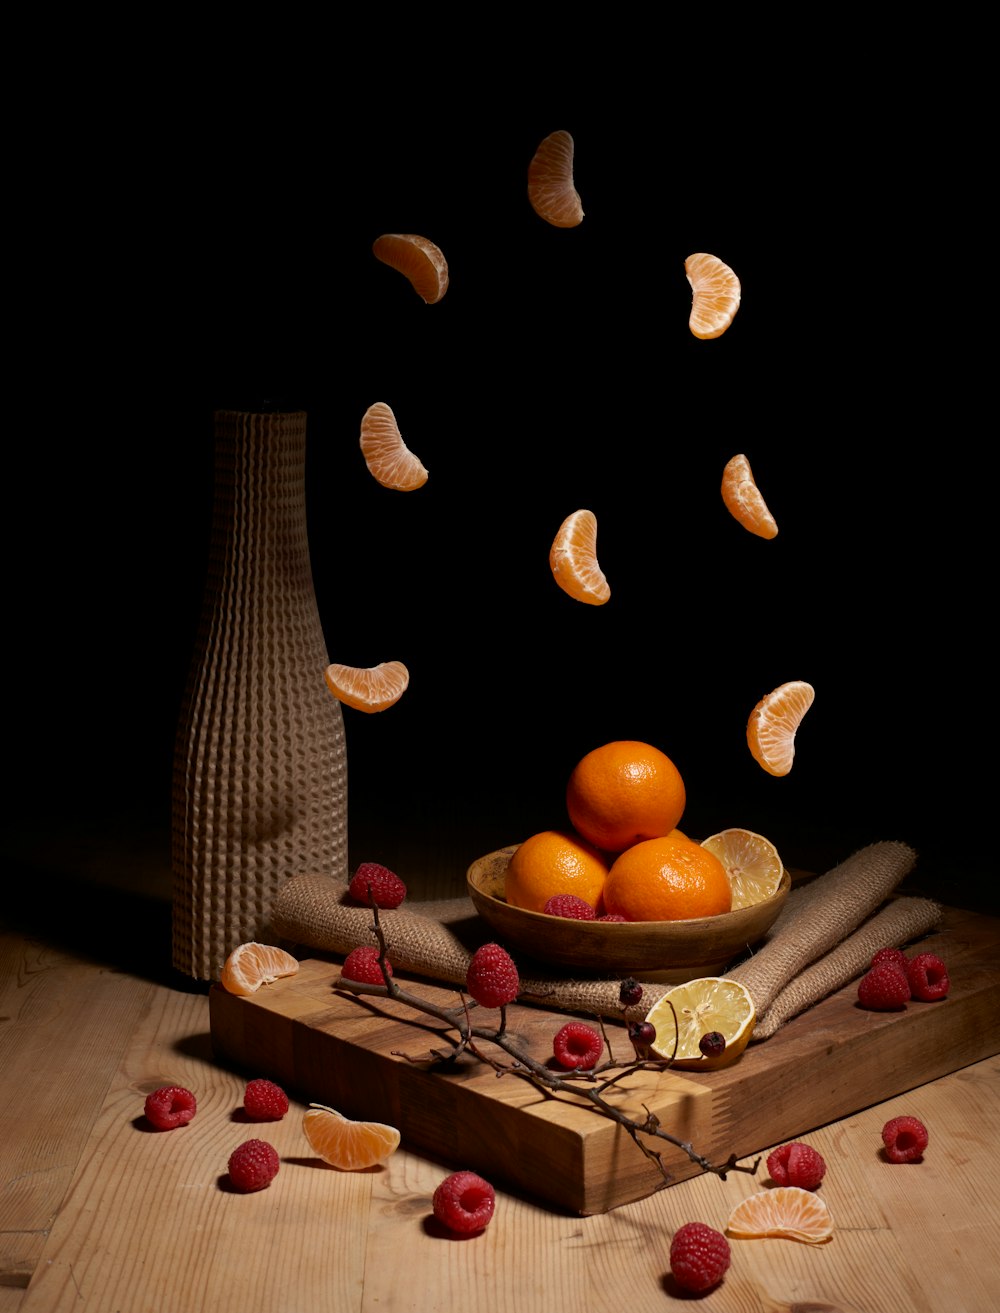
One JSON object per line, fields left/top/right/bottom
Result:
{"left": 466, "top": 845, "right": 791, "bottom": 934}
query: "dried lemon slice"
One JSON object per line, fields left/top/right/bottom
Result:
{"left": 700, "top": 829, "right": 784, "bottom": 910}
{"left": 644, "top": 977, "right": 756, "bottom": 1069}
{"left": 727, "top": 1186, "right": 834, "bottom": 1244}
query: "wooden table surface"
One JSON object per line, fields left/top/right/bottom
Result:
{"left": 2, "top": 836, "right": 999, "bottom": 1313}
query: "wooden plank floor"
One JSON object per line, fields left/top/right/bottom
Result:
{"left": 3, "top": 893, "right": 1000, "bottom": 1311}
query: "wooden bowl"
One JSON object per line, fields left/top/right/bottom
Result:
{"left": 467, "top": 845, "right": 790, "bottom": 983}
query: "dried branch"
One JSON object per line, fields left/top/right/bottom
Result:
{"left": 337, "top": 904, "right": 760, "bottom": 1187}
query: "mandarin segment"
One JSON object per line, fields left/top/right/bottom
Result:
{"left": 747, "top": 680, "right": 815, "bottom": 776}
{"left": 372, "top": 232, "right": 449, "bottom": 304}
{"left": 527, "top": 129, "right": 584, "bottom": 228}
{"left": 302, "top": 1103, "right": 401, "bottom": 1171}
{"left": 645, "top": 977, "right": 756, "bottom": 1069}
{"left": 324, "top": 661, "right": 410, "bottom": 713}
{"left": 360, "top": 402, "right": 429, "bottom": 491}
{"left": 726, "top": 1186, "right": 834, "bottom": 1244}
{"left": 220, "top": 942, "right": 300, "bottom": 997}
{"left": 721, "top": 454, "right": 778, "bottom": 539}
{"left": 549, "top": 509, "right": 610, "bottom": 605}
{"left": 700, "top": 829, "right": 784, "bottom": 910}
{"left": 685, "top": 252, "right": 741, "bottom": 339}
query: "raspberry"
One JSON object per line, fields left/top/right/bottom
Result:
{"left": 766, "top": 1141, "right": 827, "bottom": 1190}
{"left": 432, "top": 1170, "right": 496, "bottom": 1234}
{"left": 871, "top": 946, "right": 909, "bottom": 976}
{"left": 542, "top": 893, "right": 596, "bottom": 920}
{"left": 341, "top": 945, "right": 393, "bottom": 985}
{"left": 906, "top": 952, "right": 950, "bottom": 1001}
{"left": 619, "top": 977, "right": 644, "bottom": 1007}
{"left": 348, "top": 861, "right": 407, "bottom": 909}
{"left": 143, "top": 1085, "right": 197, "bottom": 1130}
{"left": 552, "top": 1021, "right": 604, "bottom": 1070}
{"left": 228, "top": 1138, "right": 280, "bottom": 1192}
{"left": 669, "top": 1221, "right": 731, "bottom": 1293}
{"left": 857, "top": 963, "right": 911, "bottom": 1011}
{"left": 882, "top": 1115, "right": 929, "bottom": 1163}
{"left": 597, "top": 913, "right": 628, "bottom": 922}
{"left": 465, "top": 943, "right": 519, "bottom": 1009}
{"left": 243, "top": 1078, "right": 289, "bottom": 1121}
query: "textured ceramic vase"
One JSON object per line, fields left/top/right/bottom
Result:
{"left": 171, "top": 408, "right": 348, "bottom": 980}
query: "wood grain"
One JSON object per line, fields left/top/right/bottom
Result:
{"left": 1, "top": 915, "right": 998, "bottom": 1312}
{"left": 209, "top": 905, "right": 1000, "bottom": 1214}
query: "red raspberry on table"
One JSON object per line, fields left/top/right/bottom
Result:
{"left": 243, "top": 1078, "right": 289, "bottom": 1121}
{"left": 341, "top": 946, "right": 393, "bottom": 985}
{"left": 767, "top": 1141, "right": 827, "bottom": 1190}
{"left": 348, "top": 861, "right": 407, "bottom": 909}
{"left": 228, "top": 1139, "right": 280, "bottom": 1192}
{"left": 871, "top": 946, "right": 909, "bottom": 976}
{"left": 144, "top": 1085, "right": 197, "bottom": 1130}
{"left": 669, "top": 1221, "right": 731, "bottom": 1293}
{"left": 432, "top": 1170, "right": 496, "bottom": 1234}
{"left": 552, "top": 1021, "right": 604, "bottom": 1070}
{"left": 542, "top": 893, "right": 596, "bottom": 920}
{"left": 857, "top": 963, "right": 911, "bottom": 1011}
{"left": 906, "top": 952, "right": 950, "bottom": 1001}
{"left": 466, "top": 943, "right": 519, "bottom": 1009}
{"left": 882, "top": 1115, "right": 929, "bottom": 1163}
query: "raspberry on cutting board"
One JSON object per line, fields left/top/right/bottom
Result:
{"left": 857, "top": 963, "right": 911, "bottom": 1011}
{"left": 341, "top": 946, "right": 393, "bottom": 986}
{"left": 465, "top": 944, "right": 519, "bottom": 1009}
{"left": 552, "top": 1021, "right": 604, "bottom": 1070}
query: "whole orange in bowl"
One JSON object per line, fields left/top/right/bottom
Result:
{"left": 566, "top": 741, "right": 686, "bottom": 854}
{"left": 504, "top": 829, "right": 609, "bottom": 914}
{"left": 603, "top": 830, "right": 732, "bottom": 922}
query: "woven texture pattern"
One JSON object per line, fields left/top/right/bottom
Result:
{"left": 270, "top": 841, "right": 943, "bottom": 1037}
{"left": 171, "top": 410, "right": 348, "bottom": 980}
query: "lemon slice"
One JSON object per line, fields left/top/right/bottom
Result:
{"left": 644, "top": 977, "right": 756, "bottom": 1069}
{"left": 700, "top": 829, "right": 784, "bottom": 910}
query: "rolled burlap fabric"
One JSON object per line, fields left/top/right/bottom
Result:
{"left": 269, "top": 840, "right": 941, "bottom": 1039}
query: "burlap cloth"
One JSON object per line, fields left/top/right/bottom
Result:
{"left": 270, "top": 840, "right": 941, "bottom": 1041}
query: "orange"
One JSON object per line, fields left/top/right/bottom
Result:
{"left": 372, "top": 233, "right": 449, "bottom": 304}
{"left": 721, "top": 454, "right": 778, "bottom": 539}
{"left": 566, "top": 741, "right": 685, "bottom": 854}
{"left": 302, "top": 1103, "right": 401, "bottom": 1170}
{"left": 324, "top": 661, "right": 409, "bottom": 713}
{"left": 220, "top": 942, "right": 299, "bottom": 996}
{"left": 504, "top": 829, "right": 609, "bottom": 914}
{"left": 603, "top": 831, "right": 732, "bottom": 922}
{"left": 549, "top": 509, "right": 610, "bottom": 605}
{"left": 747, "top": 680, "right": 815, "bottom": 776}
{"left": 527, "top": 129, "right": 584, "bottom": 228}
{"left": 360, "top": 402, "right": 429, "bottom": 491}
{"left": 726, "top": 1186, "right": 834, "bottom": 1244}
{"left": 685, "top": 252, "right": 741, "bottom": 339}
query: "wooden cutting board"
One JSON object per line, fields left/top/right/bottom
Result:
{"left": 209, "top": 905, "right": 1000, "bottom": 1215}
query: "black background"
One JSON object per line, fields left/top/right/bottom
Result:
{"left": 8, "top": 55, "right": 994, "bottom": 916}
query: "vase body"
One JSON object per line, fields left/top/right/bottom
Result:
{"left": 171, "top": 409, "right": 348, "bottom": 980}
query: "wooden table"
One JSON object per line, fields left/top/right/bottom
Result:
{"left": 2, "top": 859, "right": 999, "bottom": 1313}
